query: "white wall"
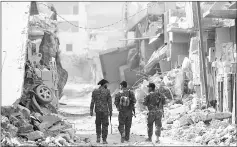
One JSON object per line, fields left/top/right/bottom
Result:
{"left": 2, "top": 2, "right": 30, "bottom": 106}
{"left": 58, "top": 32, "right": 88, "bottom": 55}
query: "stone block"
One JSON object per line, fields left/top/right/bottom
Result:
{"left": 38, "top": 114, "right": 61, "bottom": 131}
{"left": 27, "top": 131, "right": 44, "bottom": 141}
{"left": 18, "top": 123, "right": 34, "bottom": 134}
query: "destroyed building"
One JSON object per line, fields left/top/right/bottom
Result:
{"left": 99, "top": 1, "right": 237, "bottom": 146}
{"left": 1, "top": 2, "right": 88, "bottom": 146}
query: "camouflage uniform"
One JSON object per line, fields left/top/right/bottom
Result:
{"left": 90, "top": 86, "right": 112, "bottom": 141}
{"left": 143, "top": 91, "right": 165, "bottom": 139}
{"left": 114, "top": 89, "right": 136, "bottom": 140}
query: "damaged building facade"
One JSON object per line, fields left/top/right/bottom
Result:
{"left": 99, "top": 1, "right": 237, "bottom": 125}
{"left": 98, "top": 2, "right": 237, "bottom": 145}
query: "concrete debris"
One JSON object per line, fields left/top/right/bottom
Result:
{"left": 18, "top": 123, "right": 34, "bottom": 134}
{"left": 37, "top": 114, "right": 62, "bottom": 131}
{"left": 27, "top": 131, "right": 44, "bottom": 141}
{"left": 134, "top": 65, "right": 236, "bottom": 146}
{"left": 1, "top": 105, "right": 85, "bottom": 146}
{"left": 161, "top": 92, "right": 237, "bottom": 146}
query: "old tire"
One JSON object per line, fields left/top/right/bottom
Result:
{"left": 35, "top": 85, "right": 53, "bottom": 105}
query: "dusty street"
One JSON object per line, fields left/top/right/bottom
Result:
{"left": 59, "top": 84, "right": 200, "bottom": 146}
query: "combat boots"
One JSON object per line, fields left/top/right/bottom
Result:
{"left": 145, "top": 137, "right": 152, "bottom": 142}
{"left": 155, "top": 136, "right": 160, "bottom": 143}
{"left": 125, "top": 130, "right": 130, "bottom": 141}
{"left": 102, "top": 139, "right": 108, "bottom": 144}
{"left": 96, "top": 135, "right": 100, "bottom": 143}
{"left": 121, "top": 132, "right": 125, "bottom": 143}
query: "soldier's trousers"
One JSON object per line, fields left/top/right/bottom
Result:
{"left": 95, "top": 111, "right": 109, "bottom": 140}
{"left": 118, "top": 111, "right": 133, "bottom": 140}
{"left": 147, "top": 111, "right": 162, "bottom": 138}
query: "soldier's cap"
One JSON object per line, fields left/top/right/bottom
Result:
{"left": 120, "top": 81, "right": 127, "bottom": 88}
{"left": 147, "top": 83, "right": 156, "bottom": 89}
{"left": 97, "top": 79, "right": 109, "bottom": 86}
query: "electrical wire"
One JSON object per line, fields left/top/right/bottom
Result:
{"left": 38, "top": 2, "right": 159, "bottom": 30}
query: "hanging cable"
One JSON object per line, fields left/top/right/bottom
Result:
{"left": 38, "top": 2, "right": 159, "bottom": 30}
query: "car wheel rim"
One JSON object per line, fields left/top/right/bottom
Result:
{"left": 39, "top": 86, "right": 51, "bottom": 100}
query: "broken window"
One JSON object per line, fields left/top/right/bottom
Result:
{"left": 66, "top": 44, "right": 73, "bottom": 52}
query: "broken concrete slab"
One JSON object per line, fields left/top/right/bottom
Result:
{"left": 178, "top": 115, "right": 194, "bottom": 127}
{"left": 37, "top": 114, "right": 62, "bottom": 131}
{"left": 57, "top": 133, "right": 71, "bottom": 142}
{"left": 27, "top": 131, "right": 44, "bottom": 141}
{"left": 9, "top": 116, "right": 19, "bottom": 126}
{"left": 1, "top": 106, "right": 16, "bottom": 117}
{"left": 6, "top": 124, "right": 18, "bottom": 137}
{"left": 205, "top": 112, "right": 232, "bottom": 121}
{"left": 18, "top": 123, "right": 34, "bottom": 134}
{"left": 1, "top": 116, "right": 10, "bottom": 129}
{"left": 16, "top": 105, "right": 31, "bottom": 120}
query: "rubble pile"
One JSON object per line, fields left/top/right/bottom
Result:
{"left": 135, "top": 67, "right": 190, "bottom": 112}
{"left": 1, "top": 105, "right": 85, "bottom": 146}
{"left": 162, "top": 94, "right": 237, "bottom": 146}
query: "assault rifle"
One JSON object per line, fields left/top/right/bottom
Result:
{"left": 128, "top": 89, "right": 136, "bottom": 118}
{"left": 110, "top": 115, "right": 112, "bottom": 134}
{"left": 132, "top": 107, "right": 136, "bottom": 118}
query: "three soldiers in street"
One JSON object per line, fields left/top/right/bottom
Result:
{"left": 90, "top": 79, "right": 165, "bottom": 144}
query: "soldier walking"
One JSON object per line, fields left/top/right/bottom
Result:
{"left": 143, "top": 83, "right": 165, "bottom": 143}
{"left": 114, "top": 81, "right": 136, "bottom": 143}
{"left": 90, "top": 79, "right": 112, "bottom": 144}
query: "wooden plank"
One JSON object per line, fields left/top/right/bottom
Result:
{"left": 205, "top": 112, "right": 232, "bottom": 121}
{"left": 221, "top": 81, "right": 224, "bottom": 112}
{"left": 235, "top": 74, "right": 237, "bottom": 124}
{"left": 167, "top": 26, "right": 194, "bottom": 34}
{"left": 203, "top": 9, "right": 237, "bottom": 19}
{"left": 119, "top": 65, "right": 129, "bottom": 82}
{"left": 164, "top": 11, "right": 169, "bottom": 43}
{"left": 197, "top": 2, "right": 209, "bottom": 107}
{"left": 119, "top": 36, "right": 157, "bottom": 41}
{"left": 229, "top": 2, "right": 236, "bottom": 9}
{"left": 218, "top": 82, "right": 222, "bottom": 111}
{"left": 227, "top": 74, "right": 233, "bottom": 123}
{"left": 232, "top": 74, "right": 236, "bottom": 124}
